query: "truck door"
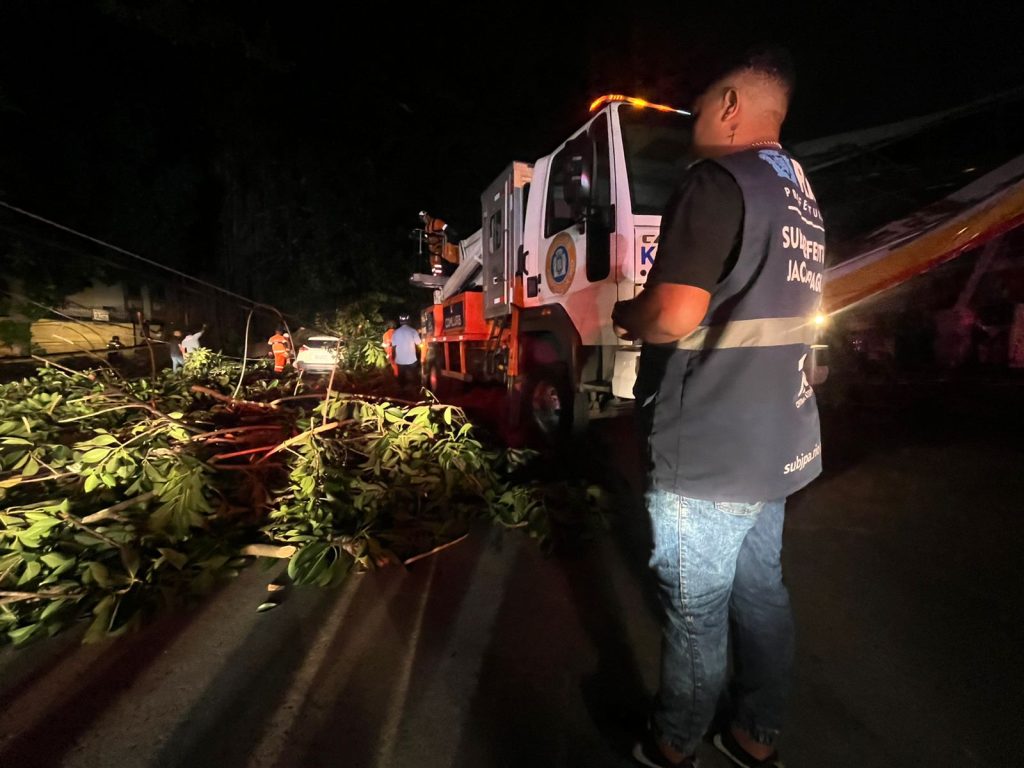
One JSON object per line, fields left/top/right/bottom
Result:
{"left": 536, "top": 113, "right": 616, "bottom": 342}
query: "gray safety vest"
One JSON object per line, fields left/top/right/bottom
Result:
{"left": 637, "top": 148, "right": 826, "bottom": 502}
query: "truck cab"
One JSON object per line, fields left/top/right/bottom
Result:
{"left": 415, "top": 97, "right": 693, "bottom": 434}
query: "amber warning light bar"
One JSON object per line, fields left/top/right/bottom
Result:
{"left": 589, "top": 94, "right": 691, "bottom": 115}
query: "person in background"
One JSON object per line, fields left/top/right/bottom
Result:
{"left": 267, "top": 327, "right": 292, "bottom": 374}
{"left": 419, "top": 210, "right": 460, "bottom": 276}
{"left": 180, "top": 324, "right": 206, "bottom": 361}
{"left": 106, "top": 335, "right": 125, "bottom": 365}
{"left": 382, "top": 320, "right": 398, "bottom": 377}
{"left": 391, "top": 314, "right": 421, "bottom": 390}
{"left": 169, "top": 330, "right": 184, "bottom": 372}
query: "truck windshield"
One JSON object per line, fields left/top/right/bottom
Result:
{"left": 619, "top": 107, "right": 694, "bottom": 215}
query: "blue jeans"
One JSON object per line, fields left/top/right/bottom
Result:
{"left": 646, "top": 490, "right": 794, "bottom": 756}
{"left": 170, "top": 355, "right": 183, "bottom": 372}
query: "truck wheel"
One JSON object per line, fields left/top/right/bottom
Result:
{"left": 524, "top": 366, "right": 573, "bottom": 438}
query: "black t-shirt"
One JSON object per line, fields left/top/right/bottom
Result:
{"left": 646, "top": 160, "right": 744, "bottom": 290}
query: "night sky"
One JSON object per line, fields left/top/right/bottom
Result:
{"left": 1, "top": 1, "right": 1022, "bottom": 314}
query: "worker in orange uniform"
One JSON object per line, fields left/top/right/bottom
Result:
{"left": 419, "top": 210, "right": 460, "bottom": 276}
{"left": 267, "top": 328, "right": 292, "bottom": 374}
{"left": 382, "top": 320, "right": 399, "bottom": 377}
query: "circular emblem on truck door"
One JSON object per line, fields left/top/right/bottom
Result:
{"left": 545, "top": 234, "right": 576, "bottom": 295}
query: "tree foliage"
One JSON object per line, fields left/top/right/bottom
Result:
{"left": 0, "top": 355, "right": 603, "bottom": 647}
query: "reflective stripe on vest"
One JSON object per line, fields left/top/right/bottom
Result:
{"left": 676, "top": 316, "right": 818, "bottom": 351}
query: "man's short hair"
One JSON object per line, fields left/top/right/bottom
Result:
{"left": 708, "top": 44, "right": 796, "bottom": 103}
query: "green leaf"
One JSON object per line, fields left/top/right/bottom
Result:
{"left": 299, "top": 475, "right": 316, "bottom": 497}
{"left": 40, "top": 598, "right": 68, "bottom": 621}
{"left": 121, "top": 548, "right": 141, "bottom": 579}
{"left": 8, "top": 623, "right": 41, "bottom": 646}
{"left": 80, "top": 448, "right": 112, "bottom": 464}
{"left": 87, "top": 561, "right": 111, "bottom": 588}
{"left": 24, "top": 510, "right": 61, "bottom": 523}
{"left": 0, "top": 555, "right": 22, "bottom": 586}
{"left": 18, "top": 560, "right": 42, "bottom": 584}
{"left": 143, "top": 463, "right": 166, "bottom": 483}
{"left": 88, "top": 435, "right": 120, "bottom": 447}
{"left": 83, "top": 595, "right": 115, "bottom": 643}
{"left": 287, "top": 541, "right": 332, "bottom": 585}
{"left": 157, "top": 548, "right": 188, "bottom": 570}
{"left": 84, "top": 474, "right": 101, "bottom": 493}
{"left": 40, "top": 552, "right": 74, "bottom": 569}
{"left": 21, "top": 457, "right": 39, "bottom": 477}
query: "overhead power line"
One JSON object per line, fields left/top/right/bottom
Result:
{"left": 0, "top": 198, "right": 267, "bottom": 310}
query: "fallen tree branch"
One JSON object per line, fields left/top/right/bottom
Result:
{"left": 1, "top": 589, "right": 85, "bottom": 605}
{"left": 80, "top": 492, "right": 155, "bottom": 524}
{"left": 0, "top": 471, "right": 78, "bottom": 489}
{"left": 58, "top": 511, "right": 123, "bottom": 550}
{"left": 57, "top": 404, "right": 156, "bottom": 422}
{"left": 209, "top": 445, "right": 279, "bottom": 462}
{"left": 403, "top": 533, "right": 470, "bottom": 566}
{"left": 58, "top": 403, "right": 203, "bottom": 433}
{"left": 269, "top": 394, "right": 324, "bottom": 407}
{"left": 255, "top": 420, "right": 351, "bottom": 463}
{"left": 240, "top": 543, "right": 297, "bottom": 559}
{"left": 191, "top": 425, "right": 284, "bottom": 442}
{"left": 190, "top": 385, "right": 278, "bottom": 410}
{"left": 496, "top": 520, "right": 530, "bottom": 529}
{"left": 215, "top": 463, "right": 283, "bottom": 471}
{"left": 30, "top": 356, "right": 96, "bottom": 381}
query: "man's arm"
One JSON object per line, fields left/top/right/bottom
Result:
{"left": 612, "top": 161, "right": 742, "bottom": 345}
{"left": 612, "top": 283, "right": 710, "bottom": 344}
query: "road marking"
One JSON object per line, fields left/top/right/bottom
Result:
{"left": 246, "top": 571, "right": 365, "bottom": 768}
{"left": 383, "top": 530, "right": 518, "bottom": 768}
{"left": 373, "top": 556, "right": 439, "bottom": 768}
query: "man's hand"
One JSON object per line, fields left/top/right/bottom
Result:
{"left": 613, "top": 323, "right": 635, "bottom": 341}
{"left": 612, "top": 300, "right": 638, "bottom": 341}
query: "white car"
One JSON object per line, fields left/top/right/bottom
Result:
{"left": 294, "top": 335, "right": 341, "bottom": 374}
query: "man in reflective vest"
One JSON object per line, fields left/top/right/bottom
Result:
{"left": 267, "top": 328, "right": 291, "bottom": 374}
{"left": 613, "top": 47, "right": 823, "bottom": 768}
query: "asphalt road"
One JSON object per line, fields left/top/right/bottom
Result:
{"left": 2, "top": 378, "right": 1022, "bottom": 768}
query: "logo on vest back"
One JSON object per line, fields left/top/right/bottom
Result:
{"left": 795, "top": 353, "right": 815, "bottom": 408}
{"left": 758, "top": 150, "right": 816, "bottom": 202}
